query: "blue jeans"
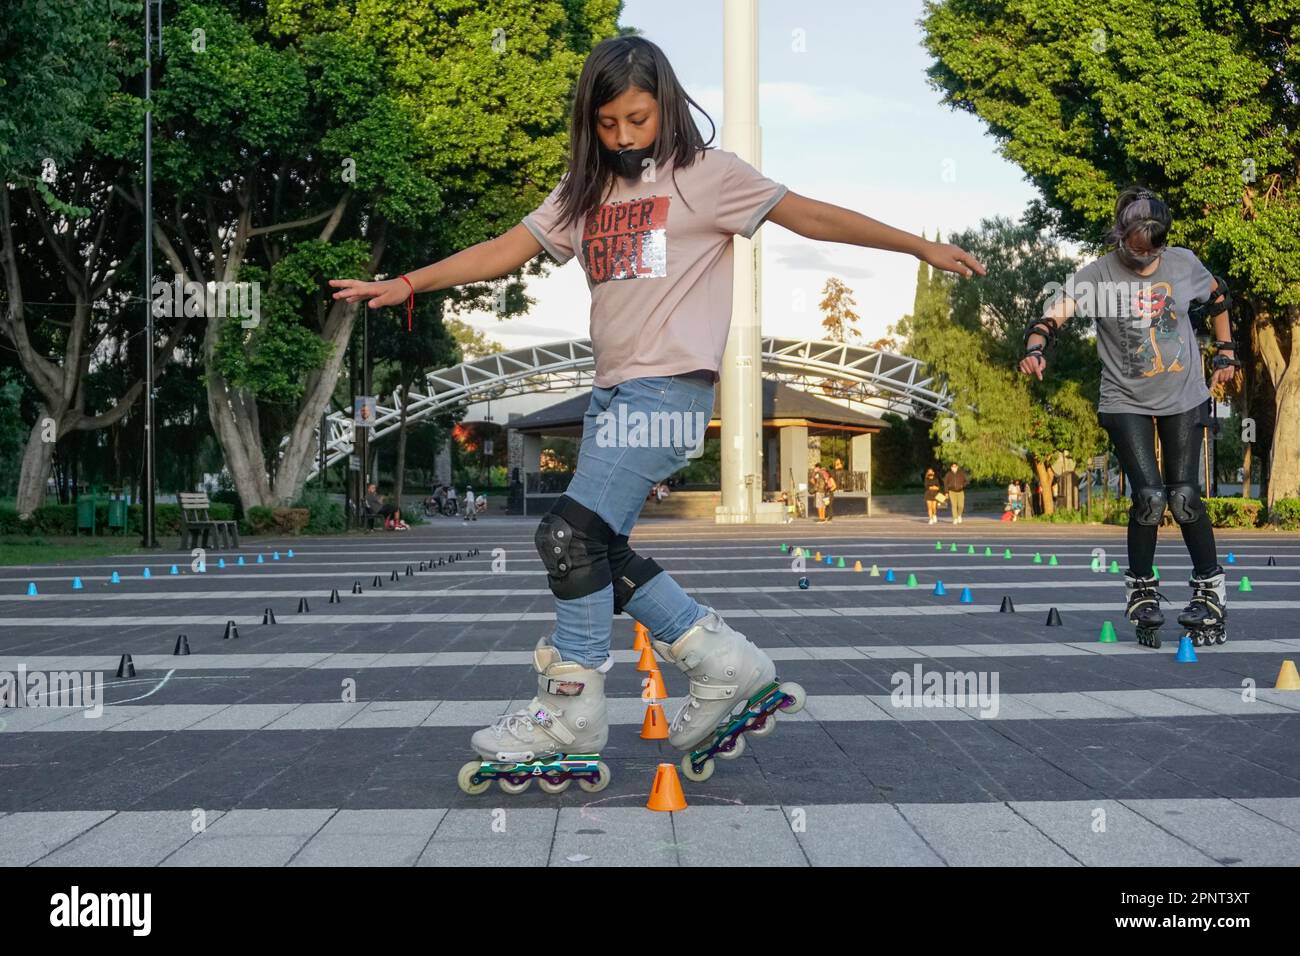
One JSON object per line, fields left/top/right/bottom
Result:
{"left": 549, "top": 374, "right": 716, "bottom": 667}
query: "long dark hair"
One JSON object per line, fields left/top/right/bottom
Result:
{"left": 552, "top": 36, "right": 716, "bottom": 230}
{"left": 1106, "top": 185, "right": 1172, "bottom": 251}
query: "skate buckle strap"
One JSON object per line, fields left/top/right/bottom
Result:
{"left": 688, "top": 678, "right": 737, "bottom": 701}
{"left": 544, "top": 677, "right": 585, "bottom": 697}
{"left": 529, "top": 706, "right": 576, "bottom": 745}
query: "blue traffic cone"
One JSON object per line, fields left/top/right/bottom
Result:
{"left": 26, "top": 582, "right": 37, "bottom": 596}
{"left": 218, "top": 558, "right": 226, "bottom": 568}
{"left": 1226, "top": 552, "right": 1235, "bottom": 564}
{"left": 287, "top": 549, "right": 294, "bottom": 558}
{"left": 959, "top": 586, "right": 973, "bottom": 603}
{"left": 110, "top": 571, "right": 121, "bottom": 584}
{"left": 256, "top": 554, "right": 264, "bottom": 564}
{"left": 884, "top": 569, "right": 896, "bottom": 583}
{"left": 825, "top": 555, "right": 834, "bottom": 565}
{"left": 273, "top": 551, "right": 280, "bottom": 560}
{"left": 142, "top": 567, "right": 151, "bottom": 579}
{"left": 170, "top": 565, "right": 179, "bottom": 575}
{"left": 237, "top": 556, "right": 245, "bottom": 566}
{"left": 72, "top": 577, "right": 83, "bottom": 590}
{"left": 1175, "top": 635, "right": 1198, "bottom": 663}
{"left": 933, "top": 580, "right": 947, "bottom": 596}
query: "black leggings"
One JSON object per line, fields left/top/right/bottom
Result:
{"left": 1098, "top": 401, "right": 1218, "bottom": 577}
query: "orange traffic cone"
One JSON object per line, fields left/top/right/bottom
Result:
{"left": 640, "top": 702, "right": 669, "bottom": 739}
{"left": 853, "top": 560, "right": 863, "bottom": 572}
{"left": 814, "top": 551, "right": 822, "bottom": 562}
{"left": 636, "top": 645, "right": 657, "bottom": 672}
{"left": 646, "top": 763, "right": 688, "bottom": 811}
{"left": 641, "top": 668, "right": 668, "bottom": 701}
{"left": 1275, "top": 659, "right": 1300, "bottom": 690}
{"left": 633, "top": 621, "right": 650, "bottom": 651}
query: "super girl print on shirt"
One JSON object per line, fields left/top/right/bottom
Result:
{"left": 580, "top": 195, "right": 670, "bottom": 283}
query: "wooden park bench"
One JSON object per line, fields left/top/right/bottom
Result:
{"left": 178, "top": 492, "right": 240, "bottom": 550}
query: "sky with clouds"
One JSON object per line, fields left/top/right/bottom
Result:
{"left": 458, "top": 0, "right": 1045, "bottom": 351}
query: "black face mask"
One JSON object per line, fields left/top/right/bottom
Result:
{"left": 602, "top": 142, "right": 657, "bottom": 181}
{"left": 1116, "top": 234, "right": 1165, "bottom": 271}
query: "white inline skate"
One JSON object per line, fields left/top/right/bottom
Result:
{"left": 457, "top": 636, "right": 611, "bottom": 795}
{"left": 1177, "top": 565, "right": 1228, "bottom": 647}
{"left": 653, "top": 608, "right": 805, "bottom": 783}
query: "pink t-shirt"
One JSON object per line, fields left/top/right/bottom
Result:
{"left": 522, "top": 148, "right": 787, "bottom": 388}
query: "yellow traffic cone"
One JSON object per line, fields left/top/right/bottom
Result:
{"left": 1275, "top": 659, "right": 1300, "bottom": 690}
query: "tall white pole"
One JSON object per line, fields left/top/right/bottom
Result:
{"left": 718, "top": 0, "right": 781, "bottom": 524}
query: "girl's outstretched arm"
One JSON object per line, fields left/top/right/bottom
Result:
{"left": 330, "top": 223, "right": 544, "bottom": 308}
{"left": 763, "top": 191, "right": 986, "bottom": 278}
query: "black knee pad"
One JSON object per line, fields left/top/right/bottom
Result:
{"left": 1130, "top": 486, "right": 1167, "bottom": 525}
{"left": 608, "top": 534, "right": 664, "bottom": 615}
{"left": 1165, "top": 483, "right": 1205, "bottom": 524}
{"left": 534, "top": 496, "right": 615, "bottom": 600}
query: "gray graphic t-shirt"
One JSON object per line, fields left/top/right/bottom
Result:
{"left": 1051, "top": 247, "right": 1214, "bottom": 415}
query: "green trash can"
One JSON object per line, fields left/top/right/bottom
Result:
{"left": 76, "top": 496, "right": 96, "bottom": 536}
{"left": 107, "top": 498, "right": 128, "bottom": 536}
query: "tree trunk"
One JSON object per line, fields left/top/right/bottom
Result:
{"left": 1032, "top": 457, "right": 1055, "bottom": 515}
{"left": 1268, "top": 365, "right": 1299, "bottom": 505}
{"left": 15, "top": 414, "right": 58, "bottom": 516}
{"left": 270, "top": 301, "right": 358, "bottom": 506}
{"left": 1242, "top": 443, "right": 1253, "bottom": 498}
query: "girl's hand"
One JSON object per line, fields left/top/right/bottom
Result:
{"left": 921, "top": 240, "right": 987, "bottom": 278}
{"left": 1019, "top": 353, "right": 1046, "bottom": 380}
{"left": 329, "top": 277, "right": 411, "bottom": 309}
{"left": 1211, "top": 352, "right": 1237, "bottom": 386}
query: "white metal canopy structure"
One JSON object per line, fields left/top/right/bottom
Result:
{"left": 303, "top": 337, "right": 952, "bottom": 478}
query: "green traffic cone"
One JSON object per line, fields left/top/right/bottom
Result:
{"left": 1109, "top": 560, "right": 1120, "bottom": 573}
{"left": 869, "top": 563, "right": 880, "bottom": 576}
{"left": 967, "top": 545, "right": 975, "bottom": 555}
{"left": 1098, "top": 621, "right": 1118, "bottom": 643}
{"left": 781, "top": 543, "right": 788, "bottom": 552}
{"left": 837, "top": 556, "right": 846, "bottom": 568}
{"left": 1033, "top": 552, "right": 1043, "bottom": 564}
{"left": 906, "top": 573, "right": 918, "bottom": 587}
{"left": 1090, "top": 558, "right": 1100, "bottom": 572}
{"left": 1049, "top": 554, "right": 1059, "bottom": 566}
{"left": 984, "top": 546, "right": 993, "bottom": 556}
{"left": 950, "top": 543, "right": 957, "bottom": 552}
{"left": 1238, "top": 576, "right": 1253, "bottom": 592}
{"left": 1004, "top": 548, "right": 1013, "bottom": 559}
{"left": 935, "top": 540, "right": 942, "bottom": 550}
{"left": 1152, "top": 565, "right": 1159, "bottom": 581}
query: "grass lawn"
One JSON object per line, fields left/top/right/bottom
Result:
{"left": 0, "top": 536, "right": 149, "bottom": 567}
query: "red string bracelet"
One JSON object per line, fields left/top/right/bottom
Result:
{"left": 398, "top": 274, "right": 414, "bottom": 331}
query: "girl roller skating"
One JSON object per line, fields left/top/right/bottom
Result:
{"left": 333, "top": 36, "right": 984, "bottom": 793}
{"left": 1021, "top": 186, "right": 1239, "bottom": 649}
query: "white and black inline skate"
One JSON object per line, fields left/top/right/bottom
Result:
{"left": 1124, "top": 569, "right": 1168, "bottom": 648}
{"left": 457, "top": 636, "right": 611, "bottom": 795}
{"left": 653, "top": 608, "right": 806, "bottom": 783}
{"left": 1177, "top": 565, "right": 1228, "bottom": 647}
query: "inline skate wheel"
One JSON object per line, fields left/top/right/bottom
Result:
{"left": 716, "top": 733, "right": 746, "bottom": 760}
{"left": 457, "top": 761, "right": 491, "bottom": 796}
{"left": 748, "top": 715, "right": 776, "bottom": 737}
{"left": 538, "top": 777, "right": 570, "bottom": 795}
{"left": 778, "top": 681, "right": 807, "bottom": 714}
{"left": 498, "top": 777, "right": 531, "bottom": 794}
{"left": 576, "top": 760, "right": 611, "bottom": 793}
{"left": 680, "top": 752, "right": 714, "bottom": 782}
{"left": 1215, "top": 631, "right": 1227, "bottom": 645}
